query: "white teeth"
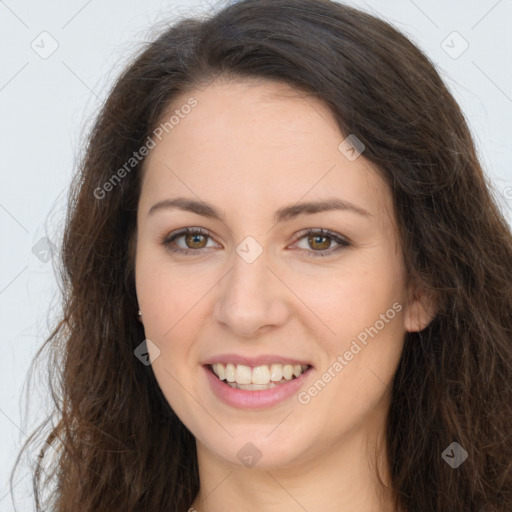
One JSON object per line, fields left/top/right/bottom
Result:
{"left": 229, "top": 382, "right": 277, "bottom": 390}
{"left": 212, "top": 363, "right": 225, "bottom": 381}
{"left": 235, "top": 364, "right": 252, "bottom": 384}
{"left": 282, "top": 364, "right": 293, "bottom": 380}
{"left": 269, "top": 364, "right": 283, "bottom": 381}
{"left": 210, "top": 362, "right": 310, "bottom": 386}
{"left": 225, "top": 363, "right": 236, "bottom": 382}
{"left": 252, "top": 365, "right": 271, "bottom": 385}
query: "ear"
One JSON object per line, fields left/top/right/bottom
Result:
{"left": 403, "top": 283, "right": 437, "bottom": 333}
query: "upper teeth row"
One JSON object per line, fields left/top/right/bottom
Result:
{"left": 212, "top": 363, "right": 308, "bottom": 385}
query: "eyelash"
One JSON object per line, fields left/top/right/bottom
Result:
{"left": 160, "top": 227, "right": 351, "bottom": 258}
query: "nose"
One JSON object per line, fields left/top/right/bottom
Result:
{"left": 213, "top": 249, "right": 290, "bottom": 338}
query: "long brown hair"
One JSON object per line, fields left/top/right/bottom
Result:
{"left": 11, "top": 1, "right": 512, "bottom": 510}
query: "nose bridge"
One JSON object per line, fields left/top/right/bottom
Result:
{"left": 214, "top": 242, "right": 288, "bottom": 336}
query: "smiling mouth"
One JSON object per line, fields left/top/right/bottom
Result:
{"left": 206, "top": 362, "right": 312, "bottom": 390}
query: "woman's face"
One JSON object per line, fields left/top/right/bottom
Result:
{"left": 135, "top": 78, "right": 430, "bottom": 469}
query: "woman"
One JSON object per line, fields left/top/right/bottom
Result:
{"left": 12, "top": 0, "right": 512, "bottom": 511}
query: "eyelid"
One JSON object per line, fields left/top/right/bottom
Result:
{"left": 293, "top": 227, "right": 351, "bottom": 246}
{"left": 160, "top": 226, "right": 351, "bottom": 257}
{"left": 161, "top": 227, "right": 218, "bottom": 250}
{"left": 290, "top": 228, "right": 351, "bottom": 257}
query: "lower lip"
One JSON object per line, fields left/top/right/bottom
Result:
{"left": 203, "top": 365, "right": 313, "bottom": 409}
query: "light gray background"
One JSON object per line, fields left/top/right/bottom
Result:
{"left": 1, "top": 0, "right": 511, "bottom": 509}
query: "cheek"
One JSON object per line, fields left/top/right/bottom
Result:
{"left": 135, "top": 242, "right": 214, "bottom": 338}
{"left": 135, "top": 249, "right": 205, "bottom": 416}
{"left": 288, "top": 254, "right": 405, "bottom": 345}
{"left": 134, "top": 248, "right": 217, "bottom": 414}
{"left": 298, "top": 286, "right": 405, "bottom": 438}
{"left": 291, "top": 246, "right": 406, "bottom": 406}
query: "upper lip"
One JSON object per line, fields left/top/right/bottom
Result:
{"left": 202, "top": 353, "right": 313, "bottom": 368}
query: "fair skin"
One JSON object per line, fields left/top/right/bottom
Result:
{"left": 135, "top": 78, "right": 433, "bottom": 512}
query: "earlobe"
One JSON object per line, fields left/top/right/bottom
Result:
{"left": 403, "top": 286, "right": 437, "bottom": 333}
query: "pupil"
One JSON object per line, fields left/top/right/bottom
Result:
{"left": 187, "top": 234, "right": 205, "bottom": 248}
{"left": 311, "top": 235, "right": 329, "bottom": 249}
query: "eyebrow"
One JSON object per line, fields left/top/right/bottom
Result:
{"left": 148, "top": 196, "right": 372, "bottom": 223}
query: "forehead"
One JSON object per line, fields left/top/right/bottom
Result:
{"left": 140, "top": 79, "right": 391, "bottom": 221}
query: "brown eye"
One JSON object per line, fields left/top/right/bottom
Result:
{"left": 183, "top": 233, "right": 208, "bottom": 249}
{"left": 294, "top": 228, "right": 351, "bottom": 257}
{"left": 307, "top": 234, "right": 332, "bottom": 251}
{"left": 161, "top": 227, "right": 350, "bottom": 257}
{"left": 161, "top": 227, "right": 216, "bottom": 254}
